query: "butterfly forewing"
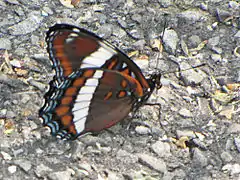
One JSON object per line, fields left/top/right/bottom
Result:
{"left": 46, "top": 24, "right": 151, "bottom": 90}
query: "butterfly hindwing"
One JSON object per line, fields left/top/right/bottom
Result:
{"left": 40, "top": 68, "right": 144, "bottom": 139}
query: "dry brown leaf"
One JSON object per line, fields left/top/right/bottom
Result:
{"left": 3, "top": 50, "right": 14, "bottom": 74}
{"left": 136, "top": 54, "right": 149, "bottom": 61}
{"left": 150, "top": 39, "right": 162, "bottom": 52}
{"left": 71, "top": 0, "right": 81, "bottom": 6}
{"left": 226, "top": 83, "right": 240, "bottom": 91}
{"left": 14, "top": 68, "right": 28, "bottom": 76}
{"left": 233, "top": 46, "right": 240, "bottom": 57}
{"left": 171, "top": 136, "right": 189, "bottom": 149}
{"left": 175, "top": 136, "right": 189, "bottom": 149}
{"left": 219, "top": 106, "right": 234, "bottom": 119}
{"left": 22, "top": 110, "right": 32, "bottom": 117}
{"left": 212, "top": 91, "right": 233, "bottom": 103}
{"left": 59, "top": 0, "right": 80, "bottom": 8}
{"left": 4, "top": 120, "right": 15, "bottom": 135}
{"left": 189, "top": 40, "right": 208, "bottom": 52}
{"left": 128, "top": 50, "right": 139, "bottom": 57}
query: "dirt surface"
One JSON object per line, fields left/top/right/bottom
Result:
{"left": 0, "top": 0, "right": 240, "bottom": 179}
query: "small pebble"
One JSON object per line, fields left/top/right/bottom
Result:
{"left": 8, "top": 165, "right": 17, "bottom": 174}
{"left": 135, "top": 126, "right": 150, "bottom": 135}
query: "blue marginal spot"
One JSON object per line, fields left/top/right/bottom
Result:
{"left": 47, "top": 122, "right": 56, "bottom": 135}
{"left": 47, "top": 121, "right": 60, "bottom": 135}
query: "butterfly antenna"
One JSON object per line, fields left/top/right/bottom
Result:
{"left": 162, "top": 63, "right": 206, "bottom": 76}
{"left": 155, "top": 15, "right": 168, "bottom": 72}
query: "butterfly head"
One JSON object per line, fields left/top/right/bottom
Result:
{"left": 148, "top": 73, "right": 162, "bottom": 91}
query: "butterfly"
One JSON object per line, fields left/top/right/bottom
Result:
{"left": 39, "top": 24, "right": 162, "bottom": 140}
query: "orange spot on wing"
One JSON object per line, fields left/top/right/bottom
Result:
{"left": 55, "top": 106, "right": 70, "bottom": 116}
{"left": 120, "top": 73, "right": 144, "bottom": 97}
{"left": 65, "top": 87, "right": 77, "bottom": 96}
{"left": 61, "top": 97, "right": 73, "bottom": 105}
{"left": 73, "top": 78, "right": 84, "bottom": 86}
{"left": 56, "top": 52, "right": 64, "bottom": 57}
{"left": 107, "top": 58, "right": 117, "bottom": 69}
{"left": 68, "top": 124, "right": 77, "bottom": 135}
{"left": 121, "top": 68, "right": 130, "bottom": 75}
{"left": 121, "top": 80, "right": 128, "bottom": 88}
{"left": 136, "top": 72, "right": 150, "bottom": 89}
{"left": 61, "top": 115, "right": 72, "bottom": 126}
{"left": 104, "top": 91, "right": 113, "bottom": 100}
{"left": 53, "top": 33, "right": 73, "bottom": 76}
{"left": 118, "top": 91, "right": 126, "bottom": 98}
{"left": 83, "top": 69, "right": 94, "bottom": 77}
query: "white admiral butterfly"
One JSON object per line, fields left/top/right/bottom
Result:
{"left": 39, "top": 24, "right": 162, "bottom": 139}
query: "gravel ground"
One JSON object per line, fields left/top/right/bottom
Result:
{"left": 0, "top": 0, "right": 240, "bottom": 179}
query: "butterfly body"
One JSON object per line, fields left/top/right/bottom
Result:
{"left": 39, "top": 24, "right": 161, "bottom": 140}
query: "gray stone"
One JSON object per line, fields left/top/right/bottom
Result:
{"left": 97, "top": 24, "right": 113, "bottom": 38}
{"left": 6, "top": 110, "right": 16, "bottom": 118}
{"left": 8, "top": 165, "right": 17, "bottom": 174}
{"left": 192, "top": 148, "right": 208, "bottom": 167}
{"left": 231, "top": 164, "right": 240, "bottom": 175}
{"left": 117, "top": 19, "right": 128, "bottom": 29}
{"left": 178, "top": 108, "right": 193, "bottom": 118}
{"left": 35, "top": 164, "right": 53, "bottom": 177}
{"left": 9, "top": 11, "right": 44, "bottom": 35}
{"left": 78, "top": 162, "right": 92, "bottom": 175}
{"left": 162, "top": 29, "right": 179, "bottom": 54}
{"left": 135, "top": 126, "right": 150, "bottom": 135}
{"left": 178, "top": 10, "right": 205, "bottom": 24}
{"left": 216, "top": 9, "right": 232, "bottom": 22}
{"left": 31, "top": 35, "right": 40, "bottom": 45}
{"left": 20, "top": 94, "right": 31, "bottom": 104}
{"left": 151, "top": 141, "right": 171, "bottom": 157}
{"left": 158, "top": 0, "right": 172, "bottom": 8}
{"left": 222, "top": 164, "right": 240, "bottom": 175}
{"left": 42, "top": 6, "right": 54, "bottom": 15}
{"left": 0, "top": 38, "right": 12, "bottom": 50}
{"left": 14, "top": 47, "right": 27, "bottom": 56}
{"left": 131, "top": 14, "right": 142, "bottom": 24}
{"left": 179, "top": 62, "right": 204, "bottom": 85}
{"left": 188, "top": 35, "right": 202, "bottom": 48}
{"left": 176, "top": 130, "right": 195, "bottom": 138}
{"left": 220, "top": 151, "right": 233, "bottom": 163}
{"left": 13, "top": 159, "right": 32, "bottom": 173}
{"left": 199, "top": 98, "right": 212, "bottom": 116}
{"left": 133, "top": 39, "right": 146, "bottom": 50}
{"left": 105, "top": 170, "right": 123, "bottom": 180}
{"left": 200, "top": 3, "right": 208, "bottom": 11}
{"left": 227, "top": 123, "right": 240, "bottom": 134}
{"left": 1, "top": 151, "right": 12, "bottom": 160}
{"left": 208, "top": 36, "right": 220, "bottom": 47}
{"left": 234, "top": 137, "right": 240, "bottom": 153}
{"left": 27, "top": 78, "right": 46, "bottom": 91}
{"left": 129, "top": 28, "right": 144, "bottom": 39}
{"left": 225, "top": 138, "right": 234, "bottom": 151}
{"left": 137, "top": 154, "right": 167, "bottom": 173}
{"left": 212, "top": 46, "right": 223, "bottom": 54}
{"left": 211, "top": 54, "right": 222, "bottom": 62}
{"left": 5, "top": 0, "right": 20, "bottom": 5}
{"left": 48, "top": 171, "right": 72, "bottom": 180}
{"left": 228, "top": 1, "right": 239, "bottom": 9}
{"left": 234, "top": 30, "right": 240, "bottom": 38}
{"left": 117, "top": 149, "right": 138, "bottom": 164}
